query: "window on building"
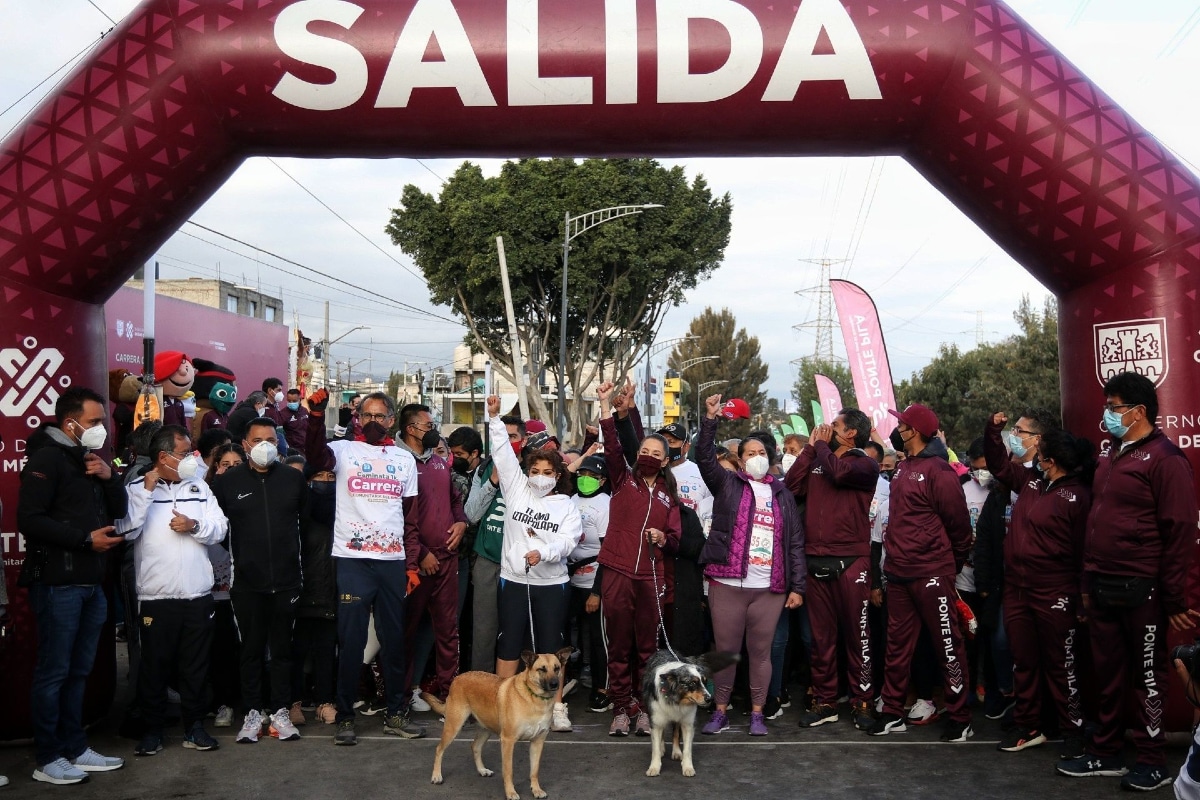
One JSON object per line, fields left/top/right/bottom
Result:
{"left": 265, "top": 305, "right": 276, "bottom": 322}
{"left": 249, "top": 300, "right": 258, "bottom": 317}
{"left": 226, "top": 295, "right": 238, "bottom": 313}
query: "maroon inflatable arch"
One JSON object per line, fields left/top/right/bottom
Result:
{"left": 2, "top": 0, "right": 1198, "bottom": 737}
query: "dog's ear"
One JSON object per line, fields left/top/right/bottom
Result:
{"left": 520, "top": 650, "right": 536, "bottom": 669}
{"left": 658, "top": 672, "right": 679, "bottom": 698}
{"left": 695, "top": 650, "right": 740, "bottom": 676}
{"left": 554, "top": 646, "right": 574, "bottom": 666}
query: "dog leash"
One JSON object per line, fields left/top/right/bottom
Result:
{"left": 525, "top": 561, "right": 537, "bottom": 653}
{"left": 648, "top": 545, "right": 679, "bottom": 662}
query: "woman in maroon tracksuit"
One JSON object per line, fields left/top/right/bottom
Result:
{"left": 594, "top": 381, "right": 681, "bottom": 737}
{"left": 984, "top": 414, "right": 1093, "bottom": 754}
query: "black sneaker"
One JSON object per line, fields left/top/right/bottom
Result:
{"left": 1059, "top": 732, "right": 1087, "bottom": 760}
{"left": 851, "top": 701, "right": 874, "bottom": 731}
{"left": 1121, "top": 763, "right": 1172, "bottom": 792}
{"left": 867, "top": 712, "right": 906, "bottom": 736}
{"left": 588, "top": 690, "right": 612, "bottom": 713}
{"left": 359, "top": 696, "right": 387, "bottom": 716}
{"left": 984, "top": 694, "right": 1015, "bottom": 720}
{"left": 762, "top": 696, "right": 783, "bottom": 720}
{"left": 182, "top": 722, "right": 219, "bottom": 751}
{"left": 383, "top": 712, "right": 426, "bottom": 739}
{"left": 334, "top": 720, "right": 357, "bottom": 746}
{"left": 798, "top": 703, "right": 838, "bottom": 728}
{"left": 134, "top": 733, "right": 163, "bottom": 756}
{"left": 997, "top": 727, "right": 1045, "bottom": 752}
{"left": 939, "top": 719, "right": 973, "bottom": 743}
{"left": 1057, "top": 753, "right": 1127, "bottom": 777}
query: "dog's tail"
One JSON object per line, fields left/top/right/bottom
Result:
{"left": 422, "top": 691, "right": 446, "bottom": 716}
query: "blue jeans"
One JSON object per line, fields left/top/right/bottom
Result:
{"left": 30, "top": 583, "right": 106, "bottom": 766}
{"left": 334, "top": 557, "right": 408, "bottom": 721}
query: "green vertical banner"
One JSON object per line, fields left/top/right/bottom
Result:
{"left": 811, "top": 400, "right": 825, "bottom": 426}
{"left": 780, "top": 424, "right": 794, "bottom": 436}
{"left": 789, "top": 414, "right": 809, "bottom": 437}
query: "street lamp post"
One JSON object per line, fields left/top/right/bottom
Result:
{"left": 642, "top": 335, "right": 698, "bottom": 428}
{"left": 322, "top": 324, "right": 368, "bottom": 402}
{"left": 558, "top": 204, "right": 663, "bottom": 441}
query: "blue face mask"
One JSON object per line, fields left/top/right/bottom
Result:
{"left": 1006, "top": 431, "right": 1028, "bottom": 459}
{"left": 1103, "top": 407, "right": 1132, "bottom": 438}
{"left": 287, "top": 402, "right": 300, "bottom": 411}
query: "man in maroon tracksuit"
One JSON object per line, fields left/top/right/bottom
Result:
{"left": 1058, "top": 372, "right": 1199, "bottom": 791}
{"left": 397, "top": 404, "right": 468, "bottom": 704}
{"left": 869, "top": 403, "right": 974, "bottom": 742}
{"left": 786, "top": 407, "right": 879, "bottom": 731}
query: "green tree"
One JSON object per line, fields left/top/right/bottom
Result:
{"left": 791, "top": 358, "right": 857, "bottom": 427}
{"left": 385, "top": 370, "right": 402, "bottom": 401}
{"left": 385, "top": 158, "right": 732, "bottom": 438}
{"left": 896, "top": 295, "right": 1060, "bottom": 448}
{"left": 668, "top": 308, "right": 768, "bottom": 437}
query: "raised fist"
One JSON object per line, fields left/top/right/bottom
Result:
{"left": 309, "top": 388, "right": 330, "bottom": 414}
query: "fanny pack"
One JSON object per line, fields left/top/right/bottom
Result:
{"left": 567, "top": 556, "right": 598, "bottom": 576}
{"left": 1092, "top": 574, "right": 1155, "bottom": 610}
{"left": 808, "top": 556, "right": 854, "bottom": 582}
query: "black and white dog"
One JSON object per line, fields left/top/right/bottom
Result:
{"left": 641, "top": 650, "right": 739, "bottom": 778}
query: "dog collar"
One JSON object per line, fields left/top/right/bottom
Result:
{"left": 521, "top": 681, "right": 555, "bottom": 701}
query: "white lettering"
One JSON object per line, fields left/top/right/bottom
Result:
{"left": 763, "top": 0, "right": 882, "bottom": 101}
{"left": 508, "top": 0, "right": 593, "bottom": 106}
{"left": 1143, "top": 625, "right": 1158, "bottom": 698}
{"left": 657, "top": 0, "right": 763, "bottom": 104}
{"left": 377, "top": 0, "right": 497, "bottom": 107}
{"left": 272, "top": 0, "right": 369, "bottom": 111}
{"left": 605, "top": 0, "right": 638, "bottom": 104}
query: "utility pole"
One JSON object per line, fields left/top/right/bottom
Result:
{"left": 791, "top": 258, "right": 847, "bottom": 368}
{"left": 323, "top": 300, "right": 331, "bottom": 432}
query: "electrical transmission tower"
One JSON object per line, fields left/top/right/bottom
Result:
{"left": 791, "top": 258, "right": 847, "bottom": 367}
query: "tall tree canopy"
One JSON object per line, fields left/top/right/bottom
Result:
{"left": 896, "top": 296, "right": 1060, "bottom": 449}
{"left": 791, "top": 358, "right": 857, "bottom": 427}
{"left": 385, "top": 158, "right": 732, "bottom": 437}
{"left": 668, "top": 307, "right": 768, "bottom": 437}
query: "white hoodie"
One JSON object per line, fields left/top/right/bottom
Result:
{"left": 488, "top": 415, "right": 582, "bottom": 586}
{"left": 120, "top": 477, "right": 228, "bottom": 601}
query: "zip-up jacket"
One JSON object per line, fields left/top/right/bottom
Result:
{"left": 785, "top": 439, "right": 877, "bottom": 558}
{"left": 276, "top": 406, "right": 309, "bottom": 452}
{"left": 466, "top": 457, "right": 506, "bottom": 564}
{"left": 984, "top": 420, "right": 1088, "bottom": 592}
{"left": 884, "top": 442, "right": 973, "bottom": 580}
{"left": 211, "top": 461, "right": 307, "bottom": 593}
{"left": 17, "top": 425, "right": 128, "bottom": 586}
{"left": 486, "top": 415, "right": 581, "bottom": 585}
{"left": 120, "top": 476, "right": 228, "bottom": 601}
{"left": 596, "top": 414, "right": 680, "bottom": 581}
{"left": 695, "top": 416, "right": 806, "bottom": 594}
{"left": 1084, "top": 427, "right": 1197, "bottom": 615}
{"left": 396, "top": 442, "right": 468, "bottom": 562}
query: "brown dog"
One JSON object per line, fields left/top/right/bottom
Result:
{"left": 430, "top": 648, "right": 572, "bottom": 800}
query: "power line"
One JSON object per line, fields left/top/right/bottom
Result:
{"left": 1157, "top": 4, "right": 1200, "bottom": 59}
{"left": 0, "top": 36, "right": 103, "bottom": 137}
{"left": 1066, "top": 0, "right": 1093, "bottom": 28}
{"left": 84, "top": 0, "right": 117, "bottom": 25}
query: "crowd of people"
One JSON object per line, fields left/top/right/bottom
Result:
{"left": 5, "top": 369, "right": 1200, "bottom": 794}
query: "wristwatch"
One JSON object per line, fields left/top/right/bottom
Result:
{"left": 189, "top": 520, "right": 200, "bottom": 534}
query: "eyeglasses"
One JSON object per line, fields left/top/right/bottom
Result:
{"left": 1103, "top": 403, "right": 1137, "bottom": 413}
{"left": 360, "top": 412, "right": 391, "bottom": 422}
{"left": 1010, "top": 426, "right": 1038, "bottom": 437}
{"left": 407, "top": 421, "right": 434, "bottom": 431}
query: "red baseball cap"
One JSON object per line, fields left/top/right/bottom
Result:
{"left": 525, "top": 419, "right": 547, "bottom": 434}
{"left": 888, "top": 404, "right": 939, "bottom": 438}
{"left": 721, "top": 398, "right": 751, "bottom": 420}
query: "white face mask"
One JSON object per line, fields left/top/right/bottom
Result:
{"left": 74, "top": 420, "right": 108, "bottom": 450}
{"left": 174, "top": 453, "right": 200, "bottom": 480}
{"left": 256, "top": 407, "right": 267, "bottom": 417}
{"left": 528, "top": 474, "right": 557, "bottom": 497}
{"left": 780, "top": 453, "right": 797, "bottom": 473}
{"left": 250, "top": 441, "right": 278, "bottom": 468}
{"left": 971, "top": 468, "right": 993, "bottom": 487}
{"left": 744, "top": 455, "right": 770, "bottom": 480}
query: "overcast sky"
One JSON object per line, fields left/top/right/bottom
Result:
{"left": 4, "top": 0, "right": 1198, "bottom": 406}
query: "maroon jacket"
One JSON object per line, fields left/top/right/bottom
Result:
{"left": 400, "top": 444, "right": 468, "bottom": 562}
{"left": 984, "top": 420, "right": 1089, "bottom": 592}
{"left": 884, "top": 446, "right": 973, "bottom": 580}
{"left": 596, "top": 415, "right": 680, "bottom": 580}
{"left": 785, "top": 440, "right": 877, "bottom": 558}
{"left": 1083, "top": 428, "right": 1197, "bottom": 615}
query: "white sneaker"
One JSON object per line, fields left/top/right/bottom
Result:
{"left": 269, "top": 707, "right": 301, "bottom": 741}
{"left": 551, "top": 702, "right": 573, "bottom": 732}
{"left": 875, "top": 696, "right": 884, "bottom": 714}
{"left": 214, "top": 705, "right": 234, "bottom": 728}
{"left": 70, "top": 747, "right": 124, "bottom": 772}
{"left": 562, "top": 678, "right": 578, "bottom": 699}
{"left": 409, "top": 688, "right": 431, "bottom": 712}
{"left": 907, "top": 698, "right": 939, "bottom": 725}
{"left": 166, "top": 687, "right": 181, "bottom": 704}
{"left": 237, "top": 709, "right": 264, "bottom": 743}
{"left": 33, "top": 757, "right": 88, "bottom": 785}
{"left": 0, "top": 774, "right": 8, "bottom": 787}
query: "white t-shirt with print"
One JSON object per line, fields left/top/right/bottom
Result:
{"left": 715, "top": 480, "right": 774, "bottom": 590}
{"left": 569, "top": 492, "right": 610, "bottom": 589}
{"left": 329, "top": 439, "right": 419, "bottom": 560}
{"left": 958, "top": 477, "right": 990, "bottom": 593}
{"left": 672, "top": 459, "right": 714, "bottom": 534}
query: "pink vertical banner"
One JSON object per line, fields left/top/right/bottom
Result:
{"left": 830, "top": 280, "right": 899, "bottom": 438}
{"left": 814, "top": 374, "right": 844, "bottom": 426}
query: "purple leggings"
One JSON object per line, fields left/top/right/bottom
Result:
{"left": 707, "top": 580, "right": 785, "bottom": 708}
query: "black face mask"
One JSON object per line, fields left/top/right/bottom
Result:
{"left": 452, "top": 456, "right": 470, "bottom": 475}
{"left": 668, "top": 446, "right": 682, "bottom": 462}
{"left": 881, "top": 469, "right": 895, "bottom": 482}
{"left": 362, "top": 421, "right": 389, "bottom": 446}
{"left": 420, "top": 429, "right": 440, "bottom": 451}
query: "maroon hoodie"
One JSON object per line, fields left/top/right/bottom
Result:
{"left": 884, "top": 446, "right": 973, "bottom": 580}
{"left": 983, "top": 420, "right": 1089, "bottom": 592}
{"left": 1083, "top": 428, "right": 1197, "bottom": 615}
{"left": 785, "top": 440, "right": 877, "bottom": 557}
{"left": 400, "top": 444, "right": 468, "bottom": 562}
{"left": 596, "top": 415, "right": 680, "bottom": 580}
